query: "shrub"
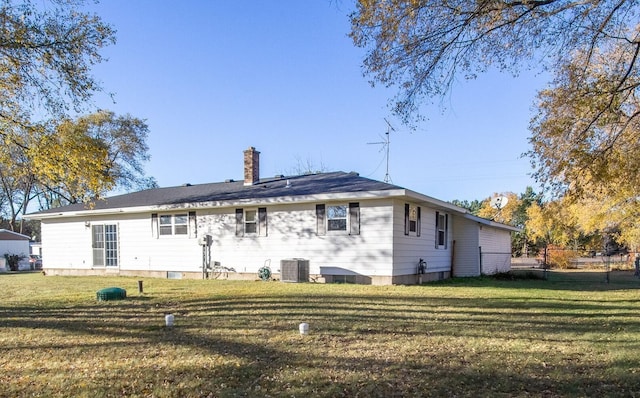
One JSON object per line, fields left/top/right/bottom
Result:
{"left": 3, "top": 253, "right": 24, "bottom": 271}
{"left": 546, "top": 246, "right": 577, "bottom": 269}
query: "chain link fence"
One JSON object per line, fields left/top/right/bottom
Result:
{"left": 511, "top": 248, "right": 640, "bottom": 284}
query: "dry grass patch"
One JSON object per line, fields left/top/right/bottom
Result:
{"left": 1, "top": 271, "right": 639, "bottom": 397}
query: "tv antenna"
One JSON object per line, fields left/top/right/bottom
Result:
{"left": 367, "top": 118, "right": 394, "bottom": 183}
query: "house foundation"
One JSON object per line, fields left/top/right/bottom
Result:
{"left": 43, "top": 267, "right": 450, "bottom": 285}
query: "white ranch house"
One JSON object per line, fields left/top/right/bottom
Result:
{"left": 27, "top": 147, "right": 519, "bottom": 285}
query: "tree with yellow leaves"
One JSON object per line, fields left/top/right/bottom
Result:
{"left": 0, "top": 2, "right": 156, "bottom": 233}
{"left": 0, "top": 0, "right": 114, "bottom": 122}
{"left": 1, "top": 111, "right": 155, "bottom": 233}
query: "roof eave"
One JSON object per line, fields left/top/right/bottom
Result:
{"left": 0, "top": 229, "right": 32, "bottom": 240}
{"left": 463, "top": 213, "right": 522, "bottom": 232}
{"left": 404, "top": 189, "right": 469, "bottom": 214}
{"left": 26, "top": 189, "right": 410, "bottom": 219}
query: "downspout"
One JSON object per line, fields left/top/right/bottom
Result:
{"left": 478, "top": 246, "right": 483, "bottom": 275}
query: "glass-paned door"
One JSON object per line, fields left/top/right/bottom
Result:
{"left": 92, "top": 224, "right": 118, "bottom": 267}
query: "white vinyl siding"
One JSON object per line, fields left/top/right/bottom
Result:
{"left": 479, "top": 226, "right": 512, "bottom": 275}
{"left": 451, "top": 217, "right": 514, "bottom": 277}
{"left": 41, "top": 214, "right": 202, "bottom": 272}
{"left": 36, "top": 197, "right": 513, "bottom": 282}
{"left": 393, "top": 201, "right": 452, "bottom": 276}
{"left": 452, "top": 217, "right": 480, "bottom": 277}
{"left": 39, "top": 200, "right": 393, "bottom": 280}
{"left": 200, "top": 200, "right": 391, "bottom": 279}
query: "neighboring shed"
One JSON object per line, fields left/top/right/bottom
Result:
{"left": 0, "top": 229, "right": 31, "bottom": 271}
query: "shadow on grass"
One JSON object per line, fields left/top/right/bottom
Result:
{"left": 431, "top": 269, "right": 640, "bottom": 291}
{"left": 0, "top": 281, "right": 640, "bottom": 397}
{"left": 2, "top": 275, "right": 640, "bottom": 397}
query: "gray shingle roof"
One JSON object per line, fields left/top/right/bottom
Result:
{"left": 31, "top": 172, "right": 403, "bottom": 215}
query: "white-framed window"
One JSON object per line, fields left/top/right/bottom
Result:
{"left": 159, "top": 213, "right": 188, "bottom": 236}
{"left": 316, "top": 203, "right": 360, "bottom": 235}
{"left": 244, "top": 209, "right": 258, "bottom": 234}
{"left": 92, "top": 224, "right": 118, "bottom": 267}
{"left": 152, "top": 212, "right": 196, "bottom": 238}
{"left": 327, "top": 205, "right": 347, "bottom": 231}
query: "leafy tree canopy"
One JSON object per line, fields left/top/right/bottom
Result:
{"left": 350, "top": 0, "right": 638, "bottom": 126}
{"left": 351, "top": 1, "right": 640, "bottom": 247}
{"left": 0, "top": 111, "right": 156, "bottom": 232}
{"left": 0, "top": 0, "right": 114, "bottom": 124}
{"left": 0, "top": 2, "right": 157, "bottom": 233}
{"left": 34, "top": 111, "right": 156, "bottom": 206}
{"left": 449, "top": 199, "right": 482, "bottom": 215}
{"left": 529, "top": 40, "right": 640, "bottom": 197}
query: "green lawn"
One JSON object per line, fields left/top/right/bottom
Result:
{"left": 1, "top": 270, "right": 639, "bottom": 397}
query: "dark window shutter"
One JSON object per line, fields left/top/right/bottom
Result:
{"left": 435, "top": 211, "right": 439, "bottom": 248}
{"left": 445, "top": 214, "right": 449, "bottom": 249}
{"left": 151, "top": 213, "right": 158, "bottom": 239}
{"left": 316, "top": 204, "right": 326, "bottom": 235}
{"left": 417, "top": 206, "right": 421, "bottom": 237}
{"left": 404, "top": 203, "right": 410, "bottom": 236}
{"left": 235, "top": 209, "right": 244, "bottom": 237}
{"left": 188, "top": 211, "right": 196, "bottom": 238}
{"left": 258, "top": 207, "right": 267, "bottom": 237}
{"left": 349, "top": 202, "right": 360, "bottom": 235}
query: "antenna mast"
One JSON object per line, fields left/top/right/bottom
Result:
{"left": 367, "top": 118, "right": 394, "bottom": 183}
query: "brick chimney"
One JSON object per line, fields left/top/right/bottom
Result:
{"left": 243, "top": 146, "right": 260, "bottom": 186}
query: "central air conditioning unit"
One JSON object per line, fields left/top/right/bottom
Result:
{"left": 280, "top": 259, "right": 309, "bottom": 283}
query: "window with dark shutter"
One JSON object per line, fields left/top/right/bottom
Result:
{"left": 444, "top": 214, "right": 448, "bottom": 249}
{"left": 316, "top": 204, "right": 326, "bottom": 235}
{"left": 435, "top": 211, "right": 440, "bottom": 248}
{"left": 404, "top": 203, "right": 410, "bottom": 235}
{"left": 188, "top": 211, "right": 196, "bottom": 238}
{"left": 436, "top": 211, "right": 447, "bottom": 248}
{"left": 151, "top": 213, "right": 158, "bottom": 238}
{"left": 406, "top": 204, "right": 421, "bottom": 236}
{"left": 258, "top": 207, "right": 267, "bottom": 237}
{"left": 235, "top": 209, "right": 244, "bottom": 237}
{"left": 349, "top": 202, "right": 360, "bottom": 235}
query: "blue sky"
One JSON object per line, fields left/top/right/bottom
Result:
{"left": 88, "top": 0, "right": 547, "bottom": 202}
